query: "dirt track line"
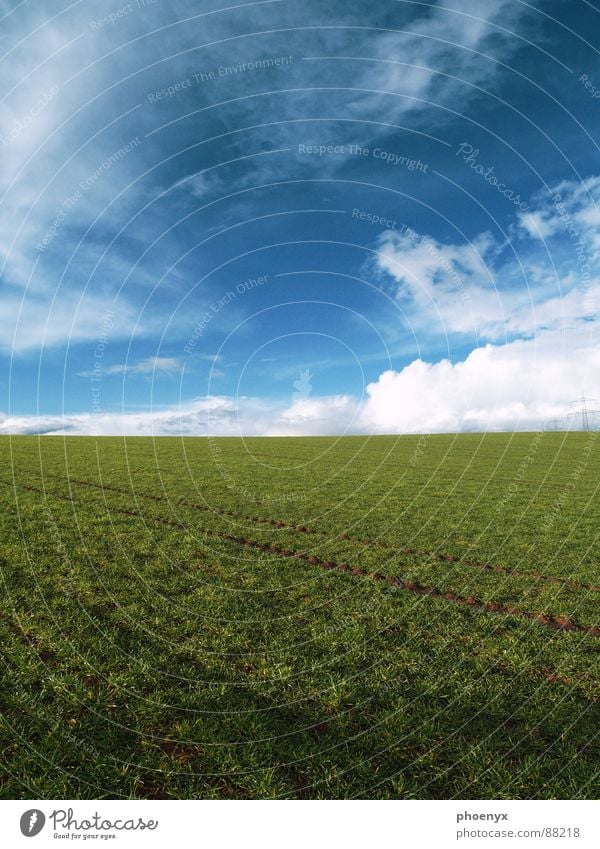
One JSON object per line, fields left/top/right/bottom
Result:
{"left": 221, "top": 535, "right": 600, "bottom": 639}
{"left": 30, "top": 475, "right": 600, "bottom": 594}
{"left": 14, "top": 481, "right": 600, "bottom": 640}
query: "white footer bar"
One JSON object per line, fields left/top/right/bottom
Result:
{"left": 0, "top": 799, "right": 597, "bottom": 848}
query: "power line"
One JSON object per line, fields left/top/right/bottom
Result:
{"left": 568, "top": 395, "right": 600, "bottom": 431}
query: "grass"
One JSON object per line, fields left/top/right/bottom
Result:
{"left": 0, "top": 432, "right": 598, "bottom": 799}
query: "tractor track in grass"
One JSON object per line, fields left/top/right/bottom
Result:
{"left": 222, "top": 535, "right": 600, "bottom": 638}
{"left": 10, "top": 474, "right": 600, "bottom": 595}
{"left": 10, "top": 480, "right": 600, "bottom": 640}
{"left": 0, "top": 609, "right": 596, "bottom": 702}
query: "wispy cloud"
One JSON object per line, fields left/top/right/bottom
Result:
{"left": 77, "top": 355, "right": 183, "bottom": 378}
{"left": 0, "top": 289, "right": 138, "bottom": 353}
{"left": 372, "top": 175, "right": 600, "bottom": 342}
{"left": 518, "top": 175, "right": 600, "bottom": 255}
{"left": 3, "top": 0, "right": 595, "bottom": 437}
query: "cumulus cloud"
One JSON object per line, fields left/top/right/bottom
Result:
{"left": 4, "top": 326, "right": 599, "bottom": 435}
{"left": 518, "top": 210, "right": 562, "bottom": 242}
{"left": 368, "top": 185, "right": 600, "bottom": 431}
{"left": 3, "top": 0, "right": 593, "bottom": 438}
{"left": 359, "top": 329, "right": 600, "bottom": 433}
{"left": 266, "top": 395, "right": 360, "bottom": 436}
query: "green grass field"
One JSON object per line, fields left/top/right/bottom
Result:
{"left": 0, "top": 432, "right": 598, "bottom": 799}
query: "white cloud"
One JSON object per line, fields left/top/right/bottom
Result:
{"left": 0, "top": 290, "right": 138, "bottom": 352}
{"left": 518, "top": 211, "right": 561, "bottom": 241}
{"left": 167, "top": 0, "right": 546, "bottom": 198}
{"left": 111, "top": 356, "right": 181, "bottom": 376}
{"left": 0, "top": 394, "right": 360, "bottom": 437}
{"left": 361, "top": 0, "right": 530, "bottom": 119}
{"left": 267, "top": 395, "right": 360, "bottom": 436}
{"left": 374, "top": 174, "right": 600, "bottom": 341}
{"left": 518, "top": 175, "right": 600, "bottom": 253}
{"left": 359, "top": 329, "right": 600, "bottom": 433}
{"left": 78, "top": 356, "right": 183, "bottom": 378}
{"left": 373, "top": 228, "right": 525, "bottom": 339}
{"left": 4, "top": 326, "right": 599, "bottom": 435}
{"left": 0, "top": 0, "right": 548, "bottom": 357}
{"left": 0, "top": 396, "right": 236, "bottom": 437}
{"left": 376, "top": 228, "right": 494, "bottom": 304}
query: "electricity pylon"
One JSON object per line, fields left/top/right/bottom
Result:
{"left": 568, "top": 395, "right": 600, "bottom": 431}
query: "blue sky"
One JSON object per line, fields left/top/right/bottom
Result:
{"left": 1, "top": 0, "right": 600, "bottom": 434}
